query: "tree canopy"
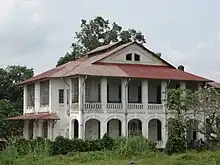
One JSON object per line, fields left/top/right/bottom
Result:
{"left": 0, "top": 65, "right": 33, "bottom": 138}
{"left": 56, "top": 16, "right": 146, "bottom": 66}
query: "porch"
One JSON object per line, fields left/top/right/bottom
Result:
{"left": 69, "top": 116, "right": 165, "bottom": 148}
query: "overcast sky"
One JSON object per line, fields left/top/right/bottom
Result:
{"left": 1, "top": 0, "right": 220, "bottom": 81}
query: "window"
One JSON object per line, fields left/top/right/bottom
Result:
{"left": 72, "top": 79, "right": 79, "bottom": 103}
{"left": 27, "top": 84, "right": 35, "bottom": 107}
{"left": 126, "top": 53, "right": 132, "bottom": 60}
{"left": 134, "top": 54, "right": 140, "bottom": 61}
{"left": 59, "top": 89, "right": 64, "bottom": 103}
{"left": 67, "top": 89, "right": 69, "bottom": 104}
{"left": 40, "top": 81, "right": 49, "bottom": 106}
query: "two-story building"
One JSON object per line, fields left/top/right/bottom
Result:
{"left": 8, "top": 41, "right": 211, "bottom": 148}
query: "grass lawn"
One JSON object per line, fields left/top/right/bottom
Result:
{"left": 7, "top": 150, "right": 220, "bottom": 165}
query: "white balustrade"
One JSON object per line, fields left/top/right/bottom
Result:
{"left": 107, "top": 103, "right": 123, "bottom": 110}
{"left": 127, "top": 103, "right": 143, "bottom": 109}
{"left": 25, "top": 106, "right": 35, "bottom": 114}
{"left": 156, "top": 141, "right": 164, "bottom": 148}
{"left": 39, "top": 105, "right": 49, "bottom": 112}
{"left": 148, "top": 104, "right": 163, "bottom": 110}
{"left": 84, "top": 103, "right": 102, "bottom": 110}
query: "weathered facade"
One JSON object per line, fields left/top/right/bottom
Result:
{"left": 8, "top": 41, "right": 211, "bottom": 148}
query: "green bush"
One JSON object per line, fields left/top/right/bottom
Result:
{"left": 113, "top": 136, "right": 156, "bottom": 157}
{"left": 165, "top": 119, "right": 186, "bottom": 155}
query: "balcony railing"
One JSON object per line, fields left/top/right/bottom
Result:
{"left": 148, "top": 104, "right": 163, "bottom": 112}
{"left": 156, "top": 141, "right": 164, "bottom": 148}
{"left": 84, "top": 103, "right": 103, "bottom": 113}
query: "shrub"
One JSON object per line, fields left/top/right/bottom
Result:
{"left": 51, "top": 136, "right": 73, "bottom": 155}
{"left": 113, "top": 136, "right": 156, "bottom": 157}
{"left": 165, "top": 119, "right": 186, "bottom": 155}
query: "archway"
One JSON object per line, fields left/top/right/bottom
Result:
{"left": 71, "top": 119, "right": 79, "bottom": 139}
{"left": 42, "top": 120, "right": 48, "bottom": 138}
{"left": 148, "top": 119, "right": 162, "bottom": 141}
{"left": 107, "top": 119, "right": 122, "bottom": 137}
{"left": 187, "top": 119, "right": 198, "bottom": 142}
{"left": 28, "top": 121, "right": 33, "bottom": 139}
{"left": 85, "top": 119, "right": 100, "bottom": 140}
{"left": 128, "top": 119, "right": 142, "bottom": 136}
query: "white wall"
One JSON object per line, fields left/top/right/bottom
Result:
{"left": 99, "top": 43, "right": 167, "bottom": 66}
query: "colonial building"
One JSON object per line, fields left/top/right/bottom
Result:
{"left": 8, "top": 41, "right": 211, "bottom": 148}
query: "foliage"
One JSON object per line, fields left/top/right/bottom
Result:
{"left": 56, "top": 16, "right": 146, "bottom": 66}
{"left": 165, "top": 119, "right": 186, "bottom": 155}
{"left": 165, "top": 88, "right": 196, "bottom": 154}
{"left": 192, "top": 86, "right": 220, "bottom": 143}
{"left": 0, "top": 100, "right": 22, "bottom": 138}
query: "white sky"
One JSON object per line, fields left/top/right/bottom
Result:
{"left": 1, "top": 0, "right": 220, "bottom": 81}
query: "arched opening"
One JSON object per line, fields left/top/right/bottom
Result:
{"left": 42, "top": 120, "right": 48, "bottom": 138}
{"left": 85, "top": 119, "right": 100, "bottom": 140}
{"left": 187, "top": 119, "right": 198, "bottom": 142}
{"left": 71, "top": 119, "right": 79, "bottom": 139}
{"left": 128, "top": 119, "right": 142, "bottom": 136}
{"left": 28, "top": 121, "right": 33, "bottom": 139}
{"left": 148, "top": 119, "right": 162, "bottom": 141}
{"left": 107, "top": 119, "right": 122, "bottom": 137}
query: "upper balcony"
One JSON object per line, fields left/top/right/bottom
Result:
{"left": 70, "top": 77, "right": 168, "bottom": 114}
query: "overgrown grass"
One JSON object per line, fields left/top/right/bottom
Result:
{"left": 0, "top": 136, "right": 220, "bottom": 165}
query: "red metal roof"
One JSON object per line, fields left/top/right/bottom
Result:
{"left": 74, "top": 63, "right": 210, "bottom": 81}
{"left": 6, "top": 113, "right": 59, "bottom": 120}
{"left": 208, "top": 82, "right": 220, "bottom": 89}
{"left": 19, "top": 42, "right": 211, "bottom": 84}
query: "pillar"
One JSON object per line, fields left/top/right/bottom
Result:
{"left": 101, "top": 121, "right": 107, "bottom": 138}
{"left": 38, "top": 120, "right": 43, "bottom": 137}
{"left": 23, "top": 85, "right": 27, "bottom": 114}
{"left": 101, "top": 77, "right": 107, "bottom": 113}
{"left": 78, "top": 76, "right": 85, "bottom": 139}
{"left": 142, "top": 79, "right": 148, "bottom": 111}
{"left": 161, "top": 80, "right": 168, "bottom": 143}
{"left": 23, "top": 120, "right": 29, "bottom": 139}
{"left": 49, "top": 80, "right": 52, "bottom": 113}
{"left": 121, "top": 78, "right": 128, "bottom": 136}
{"left": 69, "top": 119, "right": 72, "bottom": 139}
{"left": 180, "top": 81, "right": 186, "bottom": 89}
{"left": 35, "top": 82, "right": 40, "bottom": 113}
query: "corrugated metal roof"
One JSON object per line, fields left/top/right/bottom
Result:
{"left": 6, "top": 112, "right": 59, "bottom": 120}
{"left": 208, "top": 82, "right": 220, "bottom": 89}
{"left": 20, "top": 42, "right": 211, "bottom": 84}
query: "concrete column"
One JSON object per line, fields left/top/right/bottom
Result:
{"left": 49, "top": 80, "right": 52, "bottom": 113}
{"left": 121, "top": 78, "right": 128, "bottom": 136}
{"left": 23, "top": 85, "right": 27, "bottom": 114}
{"left": 69, "top": 119, "right": 72, "bottom": 139}
{"left": 69, "top": 78, "right": 72, "bottom": 115}
{"left": 101, "top": 121, "right": 107, "bottom": 138}
{"left": 142, "top": 79, "right": 148, "bottom": 112}
{"left": 33, "top": 121, "right": 38, "bottom": 138}
{"left": 48, "top": 121, "right": 53, "bottom": 140}
{"left": 78, "top": 76, "right": 85, "bottom": 139}
{"left": 35, "top": 82, "right": 40, "bottom": 113}
{"left": 101, "top": 77, "right": 107, "bottom": 113}
{"left": 23, "top": 120, "right": 29, "bottom": 139}
{"left": 161, "top": 80, "right": 168, "bottom": 143}
{"left": 38, "top": 120, "right": 43, "bottom": 137}
{"left": 180, "top": 81, "right": 186, "bottom": 89}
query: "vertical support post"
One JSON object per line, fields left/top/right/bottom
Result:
{"left": 142, "top": 79, "right": 148, "bottom": 112}
{"left": 78, "top": 76, "right": 85, "bottom": 139}
{"left": 49, "top": 80, "right": 52, "bottom": 113}
{"left": 35, "top": 82, "right": 40, "bottom": 113}
{"left": 23, "top": 85, "right": 27, "bottom": 114}
{"left": 121, "top": 78, "right": 127, "bottom": 136}
{"left": 101, "top": 77, "right": 107, "bottom": 114}
{"left": 161, "top": 80, "right": 168, "bottom": 144}
{"left": 23, "top": 120, "right": 29, "bottom": 139}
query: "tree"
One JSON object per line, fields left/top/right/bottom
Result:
{"left": 0, "top": 65, "right": 33, "bottom": 138}
{"left": 165, "top": 88, "right": 196, "bottom": 154}
{"left": 56, "top": 16, "right": 146, "bottom": 66}
{"left": 192, "top": 87, "right": 220, "bottom": 145}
